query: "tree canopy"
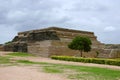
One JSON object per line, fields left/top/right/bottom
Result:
{"left": 68, "top": 36, "right": 92, "bottom": 57}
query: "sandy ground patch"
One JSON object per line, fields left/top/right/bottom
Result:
{"left": 0, "top": 51, "right": 12, "bottom": 56}
{"left": 0, "top": 66, "right": 68, "bottom": 80}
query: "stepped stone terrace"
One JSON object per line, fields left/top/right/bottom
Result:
{"left": 4, "top": 27, "right": 105, "bottom": 57}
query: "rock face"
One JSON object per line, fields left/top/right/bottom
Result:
{"left": 5, "top": 27, "right": 105, "bottom": 57}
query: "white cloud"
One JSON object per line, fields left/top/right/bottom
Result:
{"left": 104, "top": 26, "right": 116, "bottom": 32}
{"left": 0, "top": 0, "right": 120, "bottom": 44}
{"left": 7, "top": 10, "right": 27, "bottom": 19}
{"left": 0, "top": 24, "right": 17, "bottom": 44}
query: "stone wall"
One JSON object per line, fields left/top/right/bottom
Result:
{"left": 28, "top": 41, "right": 51, "bottom": 57}
{"left": 49, "top": 40, "right": 97, "bottom": 57}
{"left": 4, "top": 43, "right": 27, "bottom": 52}
{"left": 0, "top": 45, "right": 4, "bottom": 51}
{"left": 27, "top": 40, "right": 98, "bottom": 57}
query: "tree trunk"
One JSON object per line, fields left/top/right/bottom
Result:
{"left": 80, "top": 50, "right": 82, "bottom": 57}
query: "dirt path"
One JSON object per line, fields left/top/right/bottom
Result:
{"left": 0, "top": 51, "right": 12, "bottom": 56}
{"left": 0, "top": 66, "right": 67, "bottom": 80}
{"left": 12, "top": 56, "right": 120, "bottom": 70}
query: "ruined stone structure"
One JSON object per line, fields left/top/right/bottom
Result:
{"left": 5, "top": 27, "right": 105, "bottom": 57}
{"left": 0, "top": 44, "right": 4, "bottom": 51}
{"left": 97, "top": 44, "right": 120, "bottom": 58}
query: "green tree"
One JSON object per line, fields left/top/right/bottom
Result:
{"left": 68, "top": 36, "right": 92, "bottom": 57}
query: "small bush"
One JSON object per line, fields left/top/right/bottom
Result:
{"left": 92, "top": 59, "right": 105, "bottom": 64}
{"left": 51, "top": 56, "right": 120, "bottom": 66}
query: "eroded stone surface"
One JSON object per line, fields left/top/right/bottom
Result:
{"left": 5, "top": 27, "right": 120, "bottom": 58}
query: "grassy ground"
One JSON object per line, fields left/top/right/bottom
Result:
{"left": 17, "top": 60, "right": 120, "bottom": 80}
{"left": 7, "top": 52, "right": 34, "bottom": 57}
{"left": 0, "top": 56, "right": 11, "bottom": 64}
{"left": 0, "top": 52, "right": 120, "bottom": 80}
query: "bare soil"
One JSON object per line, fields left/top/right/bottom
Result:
{"left": 0, "top": 66, "right": 67, "bottom": 80}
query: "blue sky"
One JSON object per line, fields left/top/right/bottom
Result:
{"left": 0, "top": 0, "right": 120, "bottom": 44}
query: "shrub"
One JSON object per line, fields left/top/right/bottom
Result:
{"left": 51, "top": 56, "right": 120, "bottom": 66}
{"left": 68, "top": 36, "right": 92, "bottom": 57}
{"left": 105, "top": 60, "right": 120, "bottom": 66}
{"left": 92, "top": 58, "right": 105, "bottom": 64}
